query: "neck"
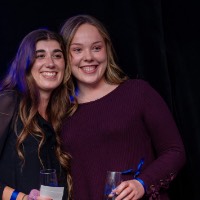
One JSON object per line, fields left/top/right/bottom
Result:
{"left": 38, "top": 93, "right": 51, "bottom": 120}
{"left": 77, "top": 81, "right": 118, "bottom": 103}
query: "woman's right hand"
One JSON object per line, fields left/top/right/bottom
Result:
{"left": 110, "top": 179, "right": 145, "bottom": 200}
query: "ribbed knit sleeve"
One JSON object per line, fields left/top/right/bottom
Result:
{"left": 135, "top": 80, "right": 186, "bottom": 198}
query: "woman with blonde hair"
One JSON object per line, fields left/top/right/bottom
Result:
{"left": 60, "top": 14, "right": 186, "bottom": 200}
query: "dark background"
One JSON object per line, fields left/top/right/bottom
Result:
{"left": 0, "top": 0, "right": 199, "bottom": 199}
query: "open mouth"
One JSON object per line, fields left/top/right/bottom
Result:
{"left": 80, "top": 65, "right": 97, "bottom": 73}
{"left": 41, "top": 71, "right": 57, "bottom": 78}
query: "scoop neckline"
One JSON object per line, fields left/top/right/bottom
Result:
{"left": 78, "top": 81, "right": 127, "bottom": 106}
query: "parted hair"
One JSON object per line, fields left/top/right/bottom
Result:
{"left": 0, "top": 29, "right": 73, "bottom": 199}
{"left": 60, "top": 14, "right": 129, "bottom": 98}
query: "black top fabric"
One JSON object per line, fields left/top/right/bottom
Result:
{"left": 0, "top": 90, "right": 67, "bottom": 199}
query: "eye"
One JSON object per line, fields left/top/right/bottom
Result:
{"left": 52, "top": 52, "right": 63, "bottom": 59}
{"left": 71, "top": 47, "right": 82, "bottom": 53}
{"left": 92, "top": 45, "right": 101, "bottom": 52}
{"left": 35, "top": 53, "right": 45, "bottom": 59}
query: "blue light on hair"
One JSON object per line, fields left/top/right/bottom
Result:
{"left": 26, "top": 56, "right": 30, "bottom": 70}
{"left": 70, "top": 87, "right": 79, "bottom": 102}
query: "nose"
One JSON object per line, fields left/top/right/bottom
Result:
{"left": 45, "top": 56, "right": 55, "bottom": 67}
{"left": 83, "top": 49, "right": 93, "bottom": 61}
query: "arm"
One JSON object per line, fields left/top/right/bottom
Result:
{"left": 137, "top": 81, "right": 186, "bottom": 197}
{"left": 111, "top": 80, "right": 186, "bottom": 200}
{"left": 2, "top": 186, "right": 26, "bottom": 200}
{"left": 0, "top": 90, "right": 18, "bottom": 155}
{"left": 0, "top": 90, "right": 19, "bottom": 198}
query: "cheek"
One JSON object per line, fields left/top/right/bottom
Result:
{"left": 70, "top": 56, "right": 79, "bottom": 66}
{"left": 59, "top": 67, "right": 65, "bottom": 81}
{"left": 71, "top": 66, "right": 82, "bottom": 78}
{"left": 31, "top": 62, "right": 41, "bottom": 76}
{"left": 57, "top": 60, "right": 65, "bottom": 71}
{"left": 60, "top": 63, "right": 65, "bottom": 72}
{"left": 98, "top": 51, "right": 107, "bottom": 63}
{"left": 99, "top": 54, "right": 107, "bottom": 68}
{"left": 71, "top": 65, "right": 78, "bottom": 74}
{"left": 57, "top": 59, "right": 65, "bottom": 68}
{"left": 30, "top": 67, "right": 37, "bottom": 79}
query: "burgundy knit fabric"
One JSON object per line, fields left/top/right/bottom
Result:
{"left": 61, "top": 79, "right": 186, "bottom": 200}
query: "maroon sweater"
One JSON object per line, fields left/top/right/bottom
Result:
{"left": 61, "top": 79, "right": 186, "bottom": 200}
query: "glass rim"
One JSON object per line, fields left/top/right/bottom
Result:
{"left": 40, "top": 168, "right": 56, "bottom": 174}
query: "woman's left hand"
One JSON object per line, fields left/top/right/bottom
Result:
{"left": 110, "top": 179, "right": 145, "bottom": 200}
{"left": 28, "top": 189, "right": 52, "bottom": 200}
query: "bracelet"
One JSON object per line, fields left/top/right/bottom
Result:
{"left": 10, "top": 190, "right": 19, "bottom": 200}
{"left": 134, "top": 177, "right": 147, "bottom": 192}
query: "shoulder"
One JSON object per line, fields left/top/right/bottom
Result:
{"left": 122, "top": 78, "right": 153, "bottom": 90}
{"left": 0, "top": 90, "right": 18, "bottom": 114}
{"left": 121, "top": 79, "right": 162, "bottom": 101}
{"left": 0, "top": 90, "right": 18, "bottom": 99}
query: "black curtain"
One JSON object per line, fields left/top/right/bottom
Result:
{"left": 0, "top": 0, "right": 199, "bottom": 199}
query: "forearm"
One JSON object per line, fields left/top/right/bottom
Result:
{"left": 2, "top": 186, "right": 26, "bottom": 200}
{"left": 138, "top": 149, "right": 185, "bottom": 198}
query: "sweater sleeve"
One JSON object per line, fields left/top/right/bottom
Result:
{"left": 0, "top": 90, "right": 18, "bottom": 197}
{"left": 137, "top": 81, "right": 186, "bottom": 198}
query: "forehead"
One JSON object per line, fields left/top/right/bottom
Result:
{"left": 36, "top": 40, "right": 61, "bottom": 50}
{"left": 72, "top": 24, "right": 103, "bottom": 43}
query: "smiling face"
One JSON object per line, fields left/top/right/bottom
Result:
{"left": 69, "top": 23, "right": 107, "bottom": 88}
{"left": 31, "top": 40, "right": 65, "bottom": 97}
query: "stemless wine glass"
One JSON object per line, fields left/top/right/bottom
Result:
{"left": 40, "top": 168, "right": 58, "bottom": 187}
{"left": 104, "top": 171, "right": 122, "bottom": 200}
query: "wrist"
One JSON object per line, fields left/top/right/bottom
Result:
{"left": 2, "top": 186, "right": 27, "bottom": 200}
{"left": 134, "top": 177, "right": 147, "bottom": 192}
{"left": 10, "top": 190, "right": 19, "bottom": 200}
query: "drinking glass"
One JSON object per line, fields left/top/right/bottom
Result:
{"left": 104, "top": 171, "right": 122, "bottom": 200}
{"left": 40, "top": 168, "right": 58, "bottom": 187}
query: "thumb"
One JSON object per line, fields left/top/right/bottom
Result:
{"left": 28, "top": 189, "right": 40, "bottom": 199}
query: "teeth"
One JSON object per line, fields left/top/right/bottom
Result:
{"left": 42, "top": 72, "right": 56, "bottom": 77}
{"left": 82, "top": 66, "right": 96, "bottom": 72}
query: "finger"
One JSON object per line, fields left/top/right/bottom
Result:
{"left": 113, "top": 181, "right": 129, "bottom": 194}
{"left": 115, "top": 186, "right": 133, "bottom": 200}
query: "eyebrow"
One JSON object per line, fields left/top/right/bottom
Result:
{"left": 71, "top": 41, "right": 103, "bottom": 46}
{"left": 35, "top": 49, "right": 63, "bottom": 53}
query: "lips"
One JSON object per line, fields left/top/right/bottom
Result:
{"left": 41, "top": 71, "right": 57, "bottom": 78}
{"left": 80, "top": 65, "right": 97, "bottom": 73}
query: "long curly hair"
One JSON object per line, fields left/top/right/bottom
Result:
{"left": 0, "top": 29, "right": 74, "bottom": 199}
